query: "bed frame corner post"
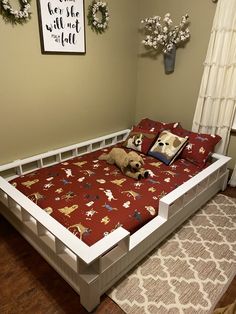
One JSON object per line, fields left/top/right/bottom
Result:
{"left": 77, "top": 258, "right": 101, "bottom": 312}
{"left": 222, "top": 169, "right": 230, "bottom": 191}
{"left": 78, "top": 274, "right": 101, "bottom": 312}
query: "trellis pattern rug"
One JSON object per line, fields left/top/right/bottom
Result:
{"left": 108, "top": 194, "right": 236, "bottom": 314}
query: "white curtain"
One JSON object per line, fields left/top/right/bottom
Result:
{"left": 192, "top": 0, "right": 236, "bottom": 187}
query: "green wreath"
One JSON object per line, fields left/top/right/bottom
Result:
{"left": 0, "top": 0, "right": 31, "bottom": 25}
{"left": 87, "top": 1, "right": 109, "bottom": 34}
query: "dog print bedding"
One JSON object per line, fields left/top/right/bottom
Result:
{"left": 10, "top": 145, "right": 202, "bottom": 246}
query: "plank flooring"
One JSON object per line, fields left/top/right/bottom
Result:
{"left": 0, "top": 186, "right": 235, "bottom": 313}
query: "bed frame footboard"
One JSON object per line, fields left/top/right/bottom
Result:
{"left": 0, "top": 130, "right": 231, "bottom": 312}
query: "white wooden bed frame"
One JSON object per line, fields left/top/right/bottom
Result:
{"left": 0, "top": 129, "right": 231, "bottom": 312}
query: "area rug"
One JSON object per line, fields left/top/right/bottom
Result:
{"left": 108, "top": 194, "right": 236, "bottom": 314}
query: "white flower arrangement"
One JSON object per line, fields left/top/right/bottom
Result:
{"left": 87, "top": 1, "right": 109, "bottom": 34}
{"left": 0, "top": 0, "right": 31, "bottom": 24}
{"left": 141, "top": 13, "right": 190, "bottom": 54}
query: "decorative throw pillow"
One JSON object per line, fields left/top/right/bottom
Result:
{"left": 148, "top": 130, "right": 188, "bottom": 165}
{"left": 172, "top": 126, "right": 222, "bottom": 168}
{"left": 136, "top": 118, "right": 179, "bottom": 133}
{"left": 123, "top": 127, "right": 158, "bottom": 154}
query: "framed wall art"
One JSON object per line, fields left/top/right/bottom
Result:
{"left": 37, "top": 0, "right": 86, "bottom": 54}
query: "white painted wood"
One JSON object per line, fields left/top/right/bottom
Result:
{"left": 232, "top": 110, "right": 236, "bottom": 131}
{"left": 0, "top": 130, "right": 231, "bottom": 312}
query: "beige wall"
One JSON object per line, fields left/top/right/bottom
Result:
{"left": 135, "top": 0, "right": 216, "bottom": 128}
{"left": 135, "top": 0, "right": 236, "bottom": 168}
{"left": 0, "top": 0, "right": 138, "bottom": 164}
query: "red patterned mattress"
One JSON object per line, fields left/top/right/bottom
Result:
{"left": 10, "top": 146, "right": 202, "bottom": 246}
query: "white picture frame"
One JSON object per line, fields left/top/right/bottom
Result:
{"left": 37, "top": 0, "right": 86, "bottom": 54}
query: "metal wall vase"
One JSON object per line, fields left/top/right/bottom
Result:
{"left": 164, "top": 45, "right": 176, "bottom": 74}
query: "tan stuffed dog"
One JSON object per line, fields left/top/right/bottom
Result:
{"left": 99, "top": 148, "right": 149, "bottom": 180}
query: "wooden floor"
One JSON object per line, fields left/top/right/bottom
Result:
{"left": 0, "top": 186, "right": 235, "bottom": 314}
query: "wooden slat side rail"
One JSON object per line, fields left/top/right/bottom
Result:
{"left": 0, "top": 177, "right": 130, "bottom": 267}
{"left": 159, "top": 154, "right": 231, "bottom": 219}
{"left": 0, "top": 129, "right": 130, "bottom": 180}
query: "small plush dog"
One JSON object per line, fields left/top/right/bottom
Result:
{"left": 99, "top": 148, "right": 149, "bottom": 180}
